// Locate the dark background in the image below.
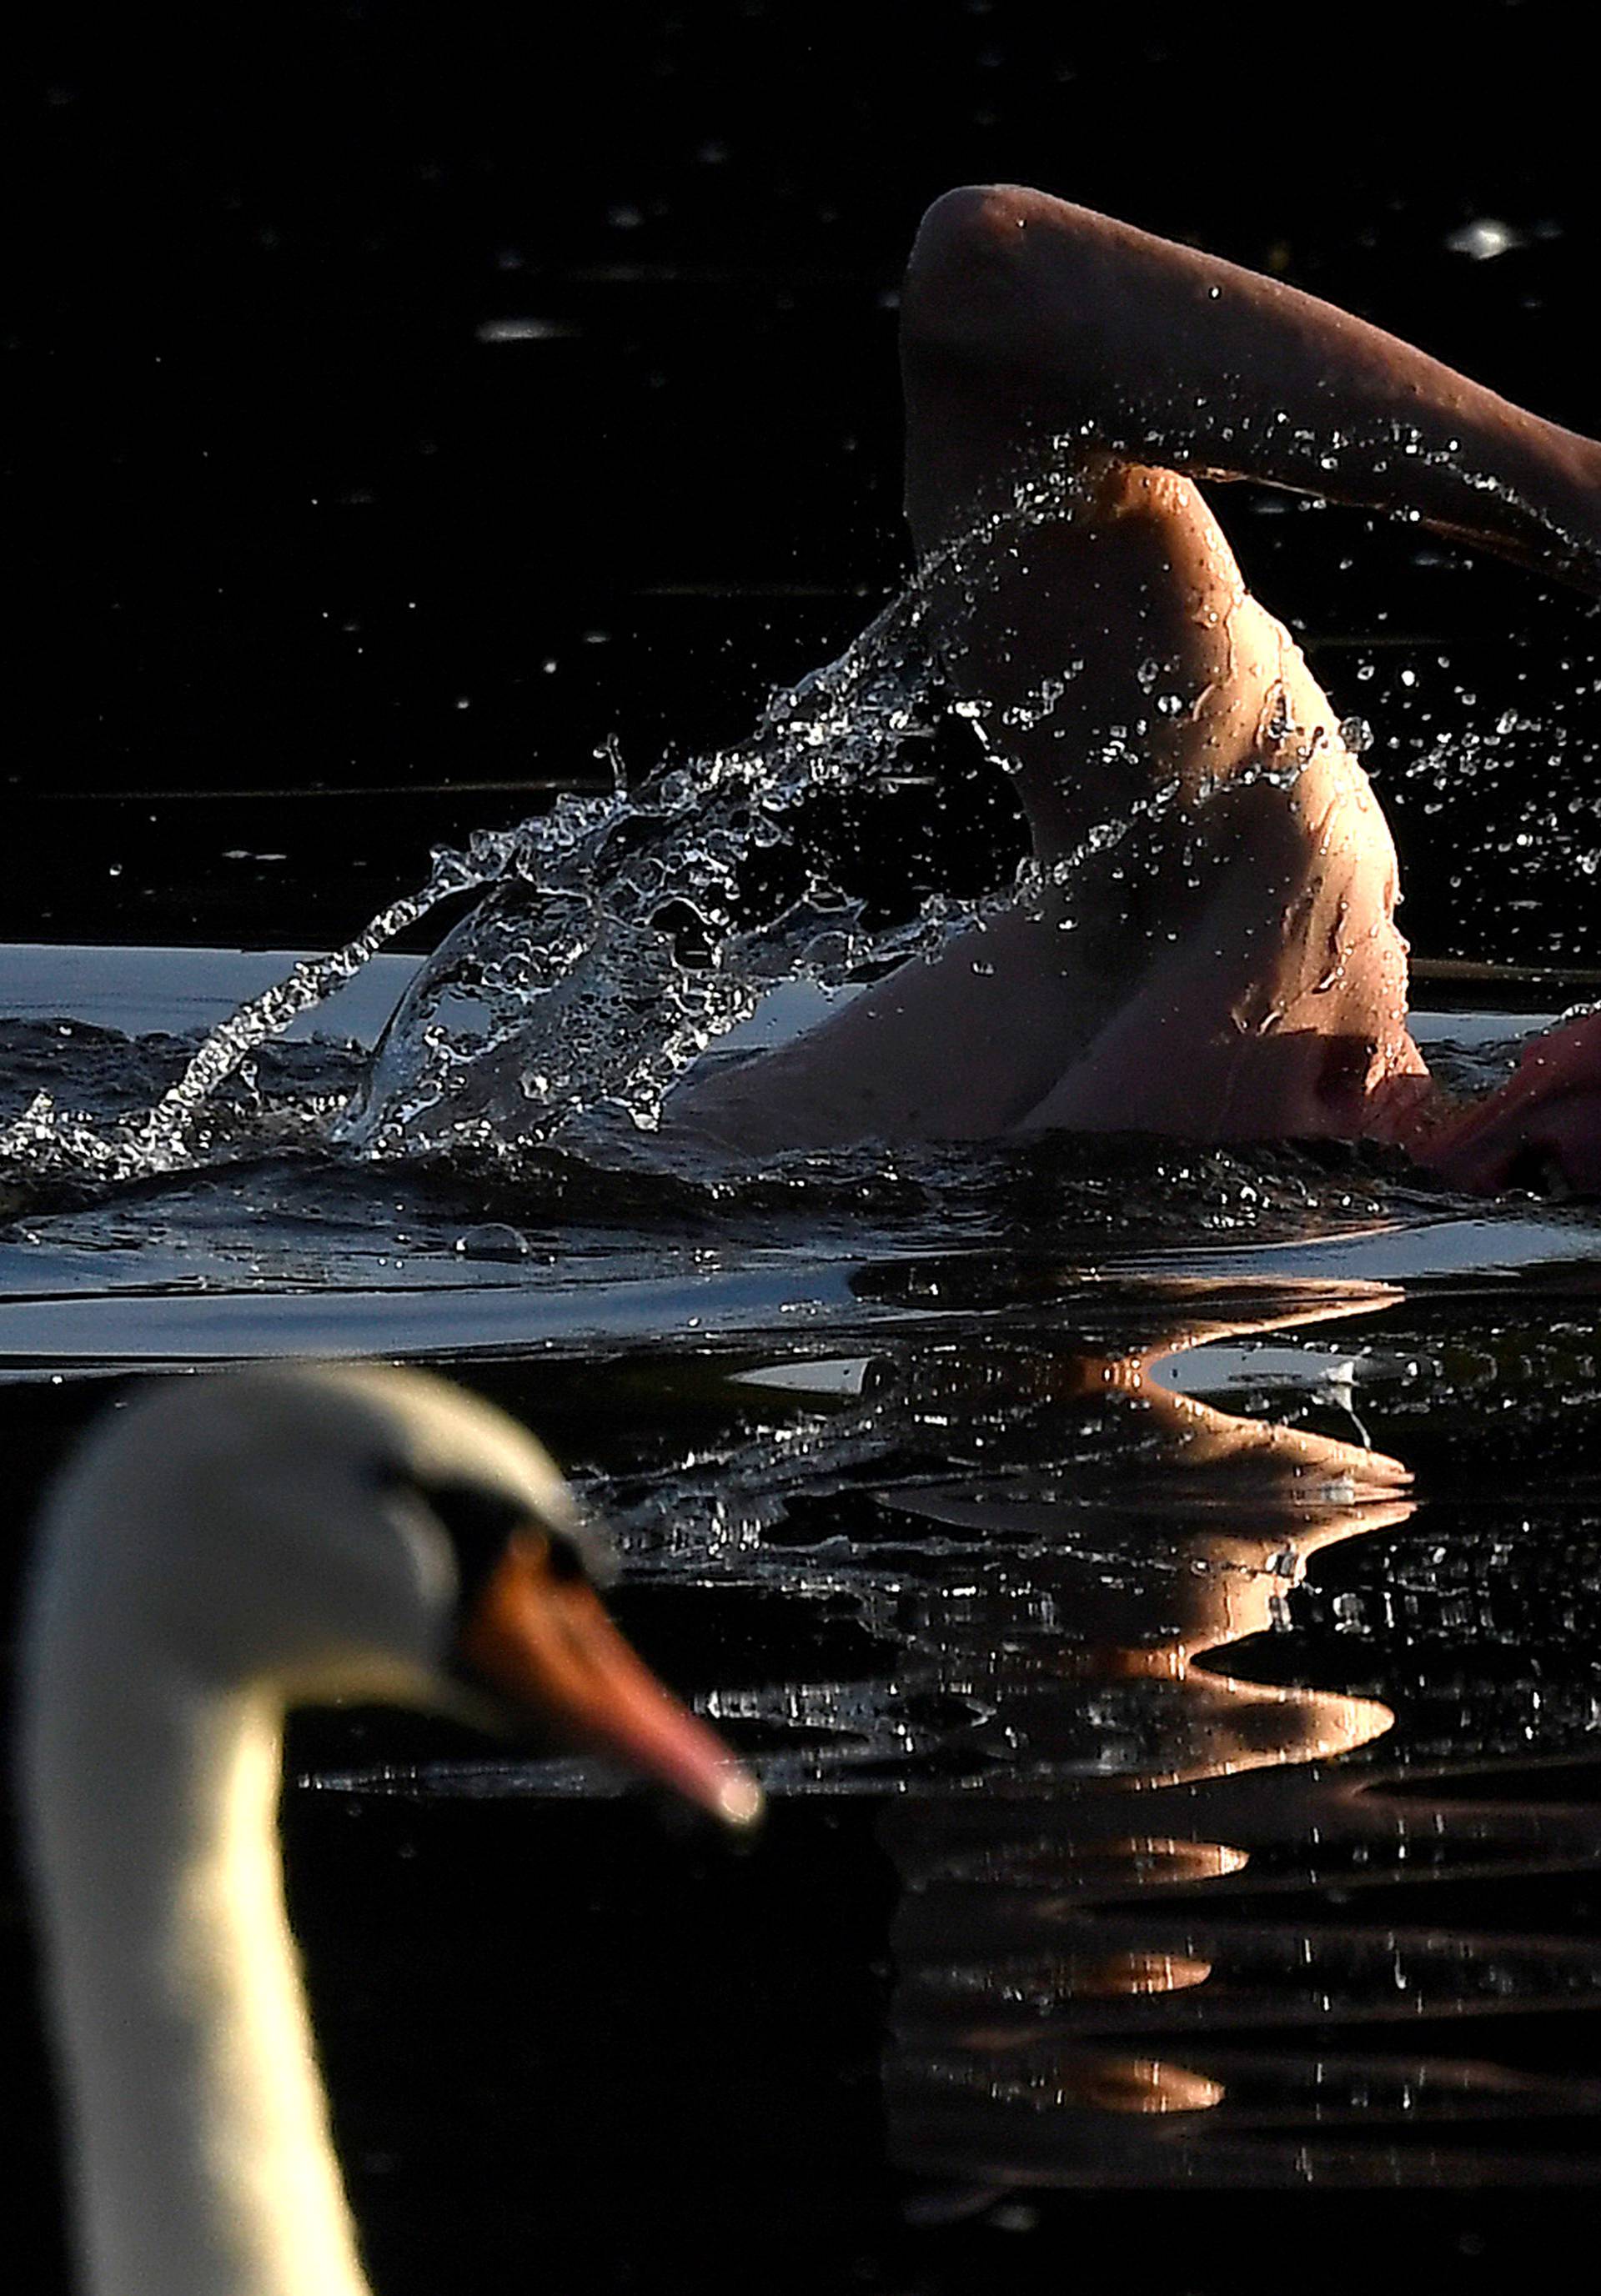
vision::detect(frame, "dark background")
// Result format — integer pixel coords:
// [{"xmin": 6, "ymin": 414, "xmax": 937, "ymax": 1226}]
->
[
  {"xmin": 8, "ymin": 0, "xmax": 1601, "ymax": 960},
  {"xmin": 8, "ymin": 13, "xmax": 1601, "ymax": 2286}
]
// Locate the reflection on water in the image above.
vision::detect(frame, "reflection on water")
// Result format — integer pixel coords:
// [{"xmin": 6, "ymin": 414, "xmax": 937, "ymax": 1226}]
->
[
  {"xmin": 862, "ymin": 1304, "xmax": 1601, "ymax": 2187},
  {"xmin": 299, "ymin": 1271, "xmax": 1601, "ymax": 2189},
  {"xmin": 6, "ymin": 994, "xmax": 1601, "ymax": 2213},
  {"xmin": 867, "ymin": 1299, "xmax": 1400, "ymax": 2180}
]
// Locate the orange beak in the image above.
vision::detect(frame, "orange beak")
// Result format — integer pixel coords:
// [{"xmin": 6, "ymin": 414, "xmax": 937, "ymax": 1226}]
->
[{"xmin": 458, "ymin": 1534, "xmax": 761, "ymax": 1831}]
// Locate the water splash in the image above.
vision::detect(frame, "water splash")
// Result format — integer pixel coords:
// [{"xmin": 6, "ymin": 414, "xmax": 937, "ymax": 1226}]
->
[
  {"xmin": 0, "ymin": 457, "xmax": 1105, "ymax": 1185},
  {"xmin": 8, "ymin": 406, "xmax": 1573, "ymax": 1188},
  {"xmin": 343, "ymin": 583, "xmax": 956, "ymax": 1154},
  {"xmin": 0, "ymin": 826, "xmax": 532, "ymax": 1181}
]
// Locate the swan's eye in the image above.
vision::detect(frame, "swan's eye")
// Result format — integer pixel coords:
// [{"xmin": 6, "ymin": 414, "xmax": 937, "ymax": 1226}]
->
[
  {"xmin": 370, "ymin": 1466, "xmax": 593, "ymax": 1607},
  {"xmin": 414, "ymin": 1477, "xmax": 529, "ymax": 1604},
  {"xmin": 540, "ymin": 1533, "xmax": 587, "ymax": 1585}
]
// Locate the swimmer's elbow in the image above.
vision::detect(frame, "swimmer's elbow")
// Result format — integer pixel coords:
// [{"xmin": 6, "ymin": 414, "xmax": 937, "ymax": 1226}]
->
[
  {"xmin": 903, "ymin": 188, "xmax": 1035, "ymax": 344},
  {"xmin": 901, "ymin": 185, "xmax": 1098, "ymax": 362}
]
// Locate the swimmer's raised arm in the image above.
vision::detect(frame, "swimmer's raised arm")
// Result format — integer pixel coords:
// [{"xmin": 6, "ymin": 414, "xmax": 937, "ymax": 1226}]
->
[
  {"xmin": 901, "ymin": 186, "xmax": 1601, "ymax": 590},
  {"xmin": 669, "ymin": 191, "xmax": 1601, "ymax": 1179}
]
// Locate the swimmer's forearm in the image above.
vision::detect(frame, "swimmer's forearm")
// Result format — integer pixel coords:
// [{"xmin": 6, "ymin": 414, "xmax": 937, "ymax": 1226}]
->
[{"xmin": 901, "ymin": 188, "xmax": 1601, "ymax": 590}]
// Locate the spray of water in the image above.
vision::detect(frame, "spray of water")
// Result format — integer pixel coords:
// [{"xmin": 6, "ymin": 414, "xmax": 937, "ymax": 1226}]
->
[
  {"xmin": 3, "ymin": 413, "xmax": 1579, "ymax": 1186},
  {"xmin": 1, "ymin": 577, "xmax": 956, "ymax": 1179},
  {"xmin": 0, "ymin": 456, "xmax": 1096, "ymax": 1181}
]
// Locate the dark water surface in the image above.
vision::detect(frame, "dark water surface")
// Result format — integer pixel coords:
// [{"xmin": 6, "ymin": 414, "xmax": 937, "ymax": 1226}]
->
[
  {"xmin": 6, "ymin": 968, "xmax": 1601, "ymax": 2292},
  {"xmin": 10, "ymin": 6, "xmax": 1601, "ymax": 2289}
]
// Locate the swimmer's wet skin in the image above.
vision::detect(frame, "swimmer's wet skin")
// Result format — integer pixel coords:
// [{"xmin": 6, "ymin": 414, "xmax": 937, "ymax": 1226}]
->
[{"xmin": 664, "ymin": 187, "xmax": 1601, "ymax": 1193}]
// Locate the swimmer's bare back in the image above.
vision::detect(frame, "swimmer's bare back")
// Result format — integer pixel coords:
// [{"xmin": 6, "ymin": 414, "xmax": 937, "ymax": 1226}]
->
[{"xmin": 665, "ymin": 188, "xmax": 1601, "ymax": 1186}]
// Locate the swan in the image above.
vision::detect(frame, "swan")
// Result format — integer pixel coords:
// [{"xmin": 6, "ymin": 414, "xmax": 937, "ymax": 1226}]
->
[{"xmin": 20, "ymin": 1361, "xmax": 760, "ymax": 2296}]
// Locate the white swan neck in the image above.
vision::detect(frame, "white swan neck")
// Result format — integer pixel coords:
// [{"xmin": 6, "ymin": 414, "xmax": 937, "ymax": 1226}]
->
[{"xmin": 27, "ymin": 1670, "xmax": 373, "ymax": 2296}]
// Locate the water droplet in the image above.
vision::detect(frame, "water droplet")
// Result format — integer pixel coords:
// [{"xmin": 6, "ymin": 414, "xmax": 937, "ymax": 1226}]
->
[{"xmin": 1445, "ymin": 217, "xmax": 1524, "ymax": 260}]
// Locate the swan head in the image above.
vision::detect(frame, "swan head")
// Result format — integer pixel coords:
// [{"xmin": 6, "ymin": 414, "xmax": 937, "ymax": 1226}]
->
[{"xmin": 30, "ymin": 1361, "xmax": 760, "ymax": 1828}]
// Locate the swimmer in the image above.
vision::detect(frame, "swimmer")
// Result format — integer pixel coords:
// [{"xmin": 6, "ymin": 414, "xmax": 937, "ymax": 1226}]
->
[{"xmin": 666, "ymin": 188, "xmax": 1601, "ymax": 1191}]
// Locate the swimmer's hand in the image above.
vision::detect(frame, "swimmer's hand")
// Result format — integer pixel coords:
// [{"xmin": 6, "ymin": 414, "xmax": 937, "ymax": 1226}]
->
[{"xmin": 1405, "ymin": 1011, "xmax": 1601, "ymax": 1196}]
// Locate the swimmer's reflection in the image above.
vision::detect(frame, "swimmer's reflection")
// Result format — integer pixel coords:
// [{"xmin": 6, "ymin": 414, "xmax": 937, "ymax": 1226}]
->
[
  {"xmin": 864, "ymin": 1288, "xmax": 1415, "ymax": 2180},
  {"xmin": 620, "ymin": 1283, "xmax": 1601, "ymax": 2183}
]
